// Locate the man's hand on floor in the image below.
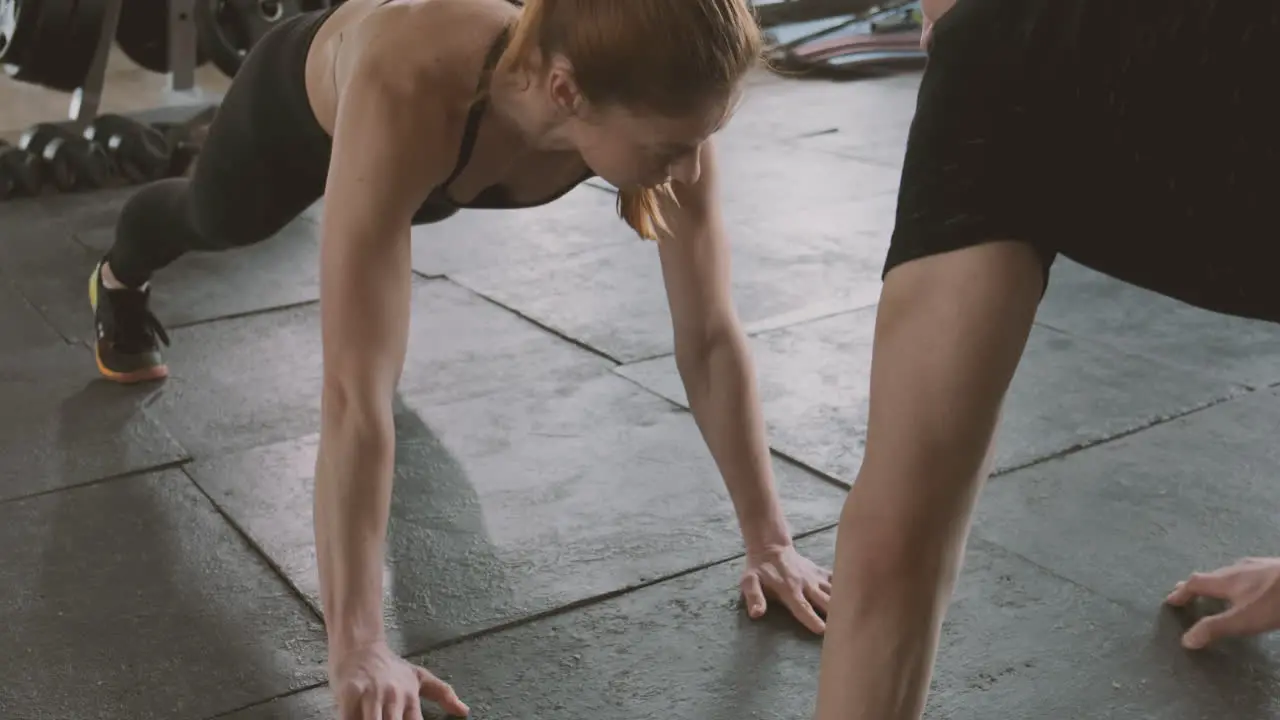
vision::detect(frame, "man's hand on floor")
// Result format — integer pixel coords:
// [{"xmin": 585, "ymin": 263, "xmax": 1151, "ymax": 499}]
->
[{"xmin": 1167, "ymin": 557, "xmax": 1280, "ymax": 649}]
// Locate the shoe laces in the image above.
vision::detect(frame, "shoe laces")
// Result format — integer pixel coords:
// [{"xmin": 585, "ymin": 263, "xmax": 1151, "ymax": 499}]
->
[{"xmin": 108, "ymin": 289, "xmax": 171, "ymax": 354}]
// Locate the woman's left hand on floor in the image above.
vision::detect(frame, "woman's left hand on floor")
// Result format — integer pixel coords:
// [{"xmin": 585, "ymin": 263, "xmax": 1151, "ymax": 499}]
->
[{"xmin": 740, "ymin": 544, "xmax": 833, "ymax": 634}]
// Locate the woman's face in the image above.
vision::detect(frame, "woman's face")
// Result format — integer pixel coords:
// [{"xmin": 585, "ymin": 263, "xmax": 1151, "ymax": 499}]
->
[{"xmin": 568, "ymin": 94, "xmax": 732, "ymax": 190}]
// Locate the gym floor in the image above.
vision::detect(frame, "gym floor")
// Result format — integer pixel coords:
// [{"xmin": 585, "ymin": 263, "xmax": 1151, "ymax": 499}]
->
[{"xmin": 3, "ymin": 53, "xmax": 1280, "ymax": 720}]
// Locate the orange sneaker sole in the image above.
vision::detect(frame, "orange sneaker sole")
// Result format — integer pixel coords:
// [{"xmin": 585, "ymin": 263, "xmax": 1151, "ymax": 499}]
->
[{"xmin": 94, "ymin": 344, "xmax": 169, "ymax": 384}]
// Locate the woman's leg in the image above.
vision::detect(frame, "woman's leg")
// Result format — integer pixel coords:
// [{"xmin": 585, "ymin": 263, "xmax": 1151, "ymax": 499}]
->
[{"xmin": 90, "ymin": 12, "xmax": 333, "ymax": 383}]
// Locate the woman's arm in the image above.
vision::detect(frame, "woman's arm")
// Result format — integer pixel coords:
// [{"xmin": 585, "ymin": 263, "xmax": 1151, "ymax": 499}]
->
[
  {"xmin": 656, "ymin": 141, "xmax": 786, "ymax": 548},
  {"xmin": 655, "ymin": 140, "xmax": 829, "ymax": 631},
  {"xmin": 313, "ymin": 31, "xmax": 457, "ymax": 673},
  {"xmin": 813, "ymin": 240, "xmax": 1044, "ymax": 720}
]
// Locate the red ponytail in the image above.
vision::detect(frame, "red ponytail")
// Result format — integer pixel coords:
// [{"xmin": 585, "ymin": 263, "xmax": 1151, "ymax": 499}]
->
[{"xmin": 617, "ymin": 184, "xmax": 675, "ymax": 241}]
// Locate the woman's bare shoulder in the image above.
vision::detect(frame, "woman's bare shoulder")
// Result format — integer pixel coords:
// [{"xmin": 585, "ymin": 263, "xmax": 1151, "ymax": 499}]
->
[
  {"xmin": 321, "ymin": 0, "xmax": 517, "ymax": 182},
  {"xmin": 343, "ymin": 0, "xmax": 516, "ymax": 96}
]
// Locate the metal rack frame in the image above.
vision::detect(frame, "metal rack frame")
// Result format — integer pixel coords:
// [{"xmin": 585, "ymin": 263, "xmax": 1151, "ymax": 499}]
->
[{"xmin": 68, "ymin": 0, "xmax": 207, "ymax": 131}]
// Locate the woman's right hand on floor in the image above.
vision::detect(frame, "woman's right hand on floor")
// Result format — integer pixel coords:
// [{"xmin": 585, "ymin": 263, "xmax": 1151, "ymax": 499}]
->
[
  {"xmin": 330, "ymin": 641, "xmax": 469, "ymax": 719},
  {"xmin": 1167, "ymin": 557, "xmax": 1280, "ymax": 650}
]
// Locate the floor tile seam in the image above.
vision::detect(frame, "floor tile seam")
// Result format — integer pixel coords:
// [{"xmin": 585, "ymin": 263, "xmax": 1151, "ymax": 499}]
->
[
  {"xmin": 58, "ymin": 239, "xmax": 638, "ymax": 338},
  {"xmin": 440, "ymin": 277, "xmax": 624, "ymax": 366},
  {"xmin": 141, "ymin": 260, "xmax": 655, "ymax": 333},
  {"xmin": 967, "ymin": 530, "xmax": 1185, "ymax": 621},
  {"xmin": 165, "ymin": 299, "xmax": 322, "ymax": 332},
  {"xmin": 784, "ymin": 137, "xmax": 908, "ymax": 171},
  {"xmin": 743, "ymin": 301, "xmax": 881, "ymax": 340},
  {"xmin": 769, "ymin": 447, "xmax": 854, "ymax": 491},
  {"xmin": 172, "ymin": 362, "xmax": 632, "ymax": 462},
  {"xmin": 606, "ymin": 311, "xmax": 1267, "ymax": 376},
  {"xmin": 612, "ymin": 303, "xmax": 883, "ymax": 370},
  {"xmin": 409, "ymin": 235, "xmax": 637, "ymax": 282},
  {"xmin": 398, "ymin": 522, "xmax": 841, "ymax": 660},
  {"xmin": 988, "ymin": 389, "xmax": 1256, "ymax": 482},
  {"xmin": 9, "ymin": 282, "xmax": 85, "ymax": 347},
  {"xmin": 607, "ymin": 367, "xmax": 854, "ymax": 491},
  {"xmin": 178, "ymin": 464, "xmax": 328, "ymax": 624},
  {"xmin": 766, "ymin": 125, "xmax": 902, "ymax": 154},
  {"xmin": 0, "ymin": 457, "xmax": 191, "ymax": 507},
  {"xmin": 775, "ymin": 122, "xmax": 908, "ymax": 161},
  {"xmin": 795, "ymin": 126, "xmax": 841, "ymax": 139},
  {"xmin": 1030, "ymin": 320, "xmax": 1269, "ymax": 392},
  {"xmin": 741, "ymin": 298, "xmax": 884, "ymax": 339},
  {"xmin": 202, "ymin": 680, "xmax": 328, "ymax": 720}
]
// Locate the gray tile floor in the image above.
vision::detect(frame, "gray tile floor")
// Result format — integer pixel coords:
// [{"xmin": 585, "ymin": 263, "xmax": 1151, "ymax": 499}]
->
[{"xmin": 4, "ymin": 68, "xmax": 1280, "ymax": 720}]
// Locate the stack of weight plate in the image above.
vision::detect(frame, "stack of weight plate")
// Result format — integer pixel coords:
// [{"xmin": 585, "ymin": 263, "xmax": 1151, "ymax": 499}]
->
[
  {"xmin": 0, "ymin": 0, "xmax": 344, "ymax": 91},
  {"xmin": 0, "ymin": 0, "xmax": 109, "ymax": 92},
  {"xmin": 0, "ymin": 113, "xmax": 206, "ymax": 202}
]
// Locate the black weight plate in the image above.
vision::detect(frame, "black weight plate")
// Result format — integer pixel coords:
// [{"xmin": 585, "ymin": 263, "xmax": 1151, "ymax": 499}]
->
[
  {"xmin": 195, "ymin": 0, "xmax": 305, "ymax": 77},
  {"xmin": 1, "ymin": 146, "xmax": 44, "ymax": 194},
  {"xmin": 0, "ymin": 139, "xmax": 43, "ymax": 197},
  {"xmin": 0, "ymin": 0, "xmax": 36, "ymax": 66},
  {"xmin": 51, "ymin": 0, "xmax": 108, "ymax": 91},
  {"xmin": 1, "ymin": 0, "xmax": 45, "ymax": 75},
  {"xmin": 7, "ymin": 0, "xmax": 107, "ymax": 92},
  {"xmin": 6, "ymin": 0, "xmax": 74, "ymax": 86},
  {"xmin": 115, "ymin": 0, "xmax": 208, "ymax": 73}
]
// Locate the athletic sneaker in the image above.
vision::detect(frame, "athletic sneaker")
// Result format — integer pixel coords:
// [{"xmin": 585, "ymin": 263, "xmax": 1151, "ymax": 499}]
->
[{"xmin": 88, "ymin": 261, "xmax": 170, "ymax": 383}]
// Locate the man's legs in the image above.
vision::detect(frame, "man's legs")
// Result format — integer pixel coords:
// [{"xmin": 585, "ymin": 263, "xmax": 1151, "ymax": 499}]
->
[
  {"xmin": 810, "ymin": 0, "xmax": 1071, "ymax": 713},
  {"xmin": 812, "ymin": 242, "xmax": 1044, "ymax": 720},
  {"xmin": 812, "ymin": 0, "xmax": 1280, "ymax": 713}
]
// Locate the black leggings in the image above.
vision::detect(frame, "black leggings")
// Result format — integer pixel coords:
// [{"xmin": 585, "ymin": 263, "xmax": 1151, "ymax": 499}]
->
[{"xmin": 106, "ymin": 9, "xmax": 337, "ymax": 288}]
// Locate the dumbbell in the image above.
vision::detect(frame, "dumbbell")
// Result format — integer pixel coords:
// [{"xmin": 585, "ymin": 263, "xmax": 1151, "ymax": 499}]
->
[
  {"xmin": 18, "ymin": 123, "xmax": 111, "ymax": 193},
  {"xmin": 83, "ymin": 114, "xmax": 173, "ymax": 185},
  {"xmin": 0, "ymin": 139, "xmax": 43, "ymax": 200}
]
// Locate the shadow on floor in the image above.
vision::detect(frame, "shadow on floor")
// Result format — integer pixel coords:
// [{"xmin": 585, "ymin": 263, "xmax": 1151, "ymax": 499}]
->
[
  {"xmin": 386, "ymin": 393, "xmax": 513, "ymax": 655},
  {"xmin": 28, "ymin": 382, "xmax": 292, "ymax": 715}
]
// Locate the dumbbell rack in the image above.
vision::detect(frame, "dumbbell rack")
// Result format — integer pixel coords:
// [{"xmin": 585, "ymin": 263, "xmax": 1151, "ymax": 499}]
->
[{"xmin": 64, "ymin": 0, "xmax": 211, "ymax": 134}]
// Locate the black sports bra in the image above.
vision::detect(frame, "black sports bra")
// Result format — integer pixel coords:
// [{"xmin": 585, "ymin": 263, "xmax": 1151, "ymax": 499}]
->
[{"xmin": 380, "ymin": 0, "xmax": 595, "ymax": 210}]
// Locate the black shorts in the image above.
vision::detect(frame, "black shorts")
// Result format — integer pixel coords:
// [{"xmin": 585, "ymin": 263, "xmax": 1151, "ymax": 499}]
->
[{"xmin": 886, "ymin": 0, "xmax": 1280, "ymax": 322}]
